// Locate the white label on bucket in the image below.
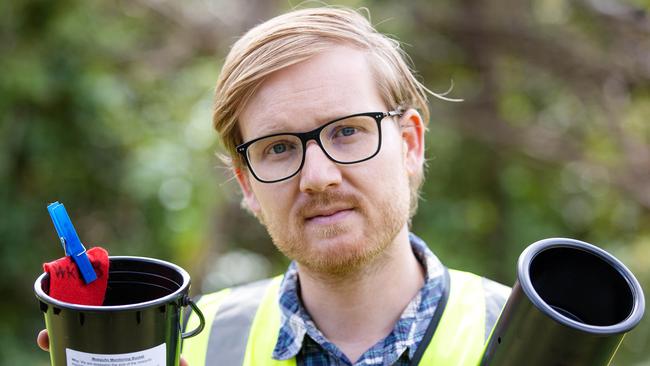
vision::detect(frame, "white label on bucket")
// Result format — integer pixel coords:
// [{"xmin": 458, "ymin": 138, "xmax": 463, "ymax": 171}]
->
[{"xmin": 65, "ymin": 343, "xmax": 166, "ymax": 366}]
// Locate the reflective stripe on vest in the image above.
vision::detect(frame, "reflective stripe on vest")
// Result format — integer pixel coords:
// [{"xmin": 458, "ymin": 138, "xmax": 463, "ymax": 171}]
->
[
  {"xmin": 182, "ymin": 288, "xmax": 232, "ymax": 366},
  {"xmin": 182, "ymin": 270, "xmax": 509, "ymax": 366},
  {"xmin": 419, "ymin": 271, "xmax": 485, "ymax": 365}
]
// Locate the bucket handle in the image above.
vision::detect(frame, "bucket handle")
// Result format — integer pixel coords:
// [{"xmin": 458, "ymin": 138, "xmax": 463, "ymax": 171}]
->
[{"xmin": 181, "ymin": 296, "xmax": 205, "ymax": 339}]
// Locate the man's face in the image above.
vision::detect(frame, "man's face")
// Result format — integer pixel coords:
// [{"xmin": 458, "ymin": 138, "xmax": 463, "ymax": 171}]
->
[{"xmin": 235, "ymin": 45, "xmax": 424, "ymax": 275}]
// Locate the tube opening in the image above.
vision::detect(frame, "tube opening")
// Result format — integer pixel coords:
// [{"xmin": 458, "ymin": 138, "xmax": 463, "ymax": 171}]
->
[
  {"xmin": 103, "ymin": 258, "xmax": 184, "ymax": 306},
  {"xmin": 529, "ymin": 247, "xmax": 634, "ymax": 326},
  {"xmin": 40, "ymin": 257, "xmax": 186, "ymax": 306}
]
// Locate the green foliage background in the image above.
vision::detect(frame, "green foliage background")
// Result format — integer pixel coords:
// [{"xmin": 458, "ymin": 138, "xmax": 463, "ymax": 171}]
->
[{"xmin": 1, "ymin": 0, "xmax": 649, "ymax": 364}]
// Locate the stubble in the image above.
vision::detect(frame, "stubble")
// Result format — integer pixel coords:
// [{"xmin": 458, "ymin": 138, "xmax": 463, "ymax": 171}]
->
[{"xmin": 259, "ymin": 186, "xmax": 410, "ymax": 278}]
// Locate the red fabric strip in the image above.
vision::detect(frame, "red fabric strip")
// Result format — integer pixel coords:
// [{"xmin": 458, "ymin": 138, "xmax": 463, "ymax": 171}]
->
[{"xmin": 43, "ymin": 247, "xmax": 109, "ymax": 306}]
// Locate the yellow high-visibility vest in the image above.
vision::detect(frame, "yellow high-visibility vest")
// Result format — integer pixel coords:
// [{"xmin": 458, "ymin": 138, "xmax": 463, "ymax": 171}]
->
[{"xmin": 183, "ymin": 269, "xmax": 509, "ymax": 366}]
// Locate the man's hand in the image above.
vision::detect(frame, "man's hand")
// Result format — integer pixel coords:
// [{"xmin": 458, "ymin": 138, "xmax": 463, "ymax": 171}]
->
[
  {"xmin": 37, "ymin": 329, "xmax": 49, "ymax": 351},
  {"xmin": 37, "ymin": 330, "xmax": 189, "ymax": 366}
]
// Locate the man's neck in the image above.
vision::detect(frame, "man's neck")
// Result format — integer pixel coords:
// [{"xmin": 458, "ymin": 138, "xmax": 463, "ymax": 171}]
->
[{"xmin": 296, "ymin": 227, "xmax": 425, "ymax": 363}]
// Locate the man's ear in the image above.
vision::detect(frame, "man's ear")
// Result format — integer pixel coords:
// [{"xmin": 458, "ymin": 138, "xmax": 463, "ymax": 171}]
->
[
  {"xmin": 234, "ymin": 167, "xmax": 262, "ymax": 216},
  {"xmin": 399, "ymin": 109, "xmax": 425, "ymax": 177}
]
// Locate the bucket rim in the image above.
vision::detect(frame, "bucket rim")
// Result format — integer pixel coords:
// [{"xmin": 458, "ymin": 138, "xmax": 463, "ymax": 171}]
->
[
  {"xmin": 34, "ymin": 256, "xmax": 191, "ymax": 312},
  {"xmin": 517, "ymin": 237, "xmax": 645, "ymax": 334}
]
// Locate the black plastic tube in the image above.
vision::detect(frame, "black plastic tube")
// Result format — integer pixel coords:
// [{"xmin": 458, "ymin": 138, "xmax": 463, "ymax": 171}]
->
[
  {"xmin": 481, "ymin": 238, "xmax": 645, "ymax": 366},
  {"xmin": 35, "ymin": 256, "xmax": 204, "ymax": 366}
]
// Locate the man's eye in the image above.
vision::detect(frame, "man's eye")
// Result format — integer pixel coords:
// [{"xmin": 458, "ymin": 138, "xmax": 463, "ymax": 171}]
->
[
  {"xmin": 273, "ymin": 143, "xmax": 287, "ymax": 154},
  {"xmin": 335, "ymin": 126, "xmax": 357, "ymax": 137},
  {"xmin": 266, "ymin": 142, "xmax": 293, "ymax": 155}
]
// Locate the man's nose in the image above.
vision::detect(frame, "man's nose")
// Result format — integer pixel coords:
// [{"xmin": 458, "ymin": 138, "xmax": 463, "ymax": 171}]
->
[{"xmin": 299, "ymin": 141, "xmax": 342, "ymax": 193}]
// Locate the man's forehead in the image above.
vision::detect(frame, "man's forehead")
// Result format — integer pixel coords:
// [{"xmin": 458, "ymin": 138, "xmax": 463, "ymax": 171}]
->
[{"xmin": 238, "ymin": 46, "xmax": 385, "ymax": 139}]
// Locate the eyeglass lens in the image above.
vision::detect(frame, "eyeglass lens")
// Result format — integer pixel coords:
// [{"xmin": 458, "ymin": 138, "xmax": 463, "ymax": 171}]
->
[{"xmin": 246, "ymin": 115, "xmax": 380, "ymax": 182}]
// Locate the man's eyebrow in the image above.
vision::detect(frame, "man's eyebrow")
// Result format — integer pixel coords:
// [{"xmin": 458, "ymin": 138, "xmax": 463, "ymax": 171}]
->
[
  {"xmin": 252, "ymin": 119, "xmax": 295, "ymax": 138},
  {"xmin": 251, "ymin": 111, "xmax": 353, "ymax": 138}
]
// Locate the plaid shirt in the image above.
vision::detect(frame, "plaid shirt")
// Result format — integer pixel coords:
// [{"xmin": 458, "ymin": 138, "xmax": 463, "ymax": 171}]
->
[{"xmin": 272, "ymin": 233, "xmax": 446, "ymax": 366}]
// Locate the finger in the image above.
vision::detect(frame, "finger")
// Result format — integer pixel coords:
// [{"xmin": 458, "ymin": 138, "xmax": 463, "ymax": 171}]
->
[
  {"xmin": 37, "ymin": 329, "xmax": 49, "ymax": 351},
  {"xmin": 180, "ymin": 357, "xmax": 188, "ymax": 366}
]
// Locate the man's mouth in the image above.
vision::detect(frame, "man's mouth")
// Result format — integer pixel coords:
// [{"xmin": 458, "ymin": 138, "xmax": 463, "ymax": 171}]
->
[{"xmin": 305, "ymin": 208, "xmax": 354, "ymax": 225}]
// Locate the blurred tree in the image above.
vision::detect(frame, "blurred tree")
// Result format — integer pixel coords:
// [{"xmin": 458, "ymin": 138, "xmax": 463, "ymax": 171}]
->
[{"xmin": 1, "ymin": 0, "xmax": 648, "ymax": 364}]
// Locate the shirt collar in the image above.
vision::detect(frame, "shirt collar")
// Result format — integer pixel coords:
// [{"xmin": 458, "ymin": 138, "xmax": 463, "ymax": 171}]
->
[{"xmin": 272, "ymin": 233, "xmax": 445, "ymax": 361}]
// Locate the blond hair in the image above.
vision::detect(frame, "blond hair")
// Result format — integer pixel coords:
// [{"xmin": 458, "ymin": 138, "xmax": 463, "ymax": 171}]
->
[{"xmin": 213, "ymin": 6, "xmax": 442, "ymax": 218}]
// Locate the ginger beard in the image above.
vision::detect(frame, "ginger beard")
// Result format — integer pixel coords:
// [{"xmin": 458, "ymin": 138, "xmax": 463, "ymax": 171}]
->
[{"xmin": 256, "ymin": 172, "xmax": 412, "ymax": 277}]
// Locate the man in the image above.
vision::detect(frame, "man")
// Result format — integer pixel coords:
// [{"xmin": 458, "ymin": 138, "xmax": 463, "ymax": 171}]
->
[
  {"xmin": 39, "ymin": 6, "xmax": 509, "ymax": 366},
  {"xmin": 182, "ymin": 6, "xmax": 510, "ymax": 366}
]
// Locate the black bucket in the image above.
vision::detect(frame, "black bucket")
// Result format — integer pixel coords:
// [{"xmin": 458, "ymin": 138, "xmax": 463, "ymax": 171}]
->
[
  {"xmin": 481, "ymin": 238, "xmax": 645, "ymax": 366},
  {"xmin": 34, "ymin": 256, "xmax": 205, "ymax": 366}
]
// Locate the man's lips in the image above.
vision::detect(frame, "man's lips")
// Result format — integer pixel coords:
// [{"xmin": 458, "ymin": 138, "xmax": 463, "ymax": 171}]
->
[{"xmin": 304, "ymin": 208, "xmax": 355, "ymax": 224}]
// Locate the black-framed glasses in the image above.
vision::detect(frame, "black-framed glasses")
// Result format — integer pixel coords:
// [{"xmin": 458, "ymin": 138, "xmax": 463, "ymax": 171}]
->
[{"xmin": 236, "ymin": 110, "xmax": 403, "ymax": 183}]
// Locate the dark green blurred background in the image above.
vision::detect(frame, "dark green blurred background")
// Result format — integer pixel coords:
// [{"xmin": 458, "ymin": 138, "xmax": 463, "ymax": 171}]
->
[{"xmin": 2, "ymin": 0, "xmax": 649, "ymax": 364}]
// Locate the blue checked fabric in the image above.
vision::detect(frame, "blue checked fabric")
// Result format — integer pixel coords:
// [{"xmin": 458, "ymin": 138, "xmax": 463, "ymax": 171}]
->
[{"xmin": 272, "ymin": 233, "xmax": 446, "ymax": 366}]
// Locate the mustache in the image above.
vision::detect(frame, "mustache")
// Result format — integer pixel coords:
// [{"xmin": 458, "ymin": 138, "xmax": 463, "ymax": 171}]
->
[{"xmin": 296, "ymin": 191, "xmax": 362, "ymax": 218}]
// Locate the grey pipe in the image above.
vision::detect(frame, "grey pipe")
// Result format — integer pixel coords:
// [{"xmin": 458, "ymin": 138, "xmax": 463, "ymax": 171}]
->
[{"xmin": 481, "ymin": 238, "xmax": 645, "ymax": 366}]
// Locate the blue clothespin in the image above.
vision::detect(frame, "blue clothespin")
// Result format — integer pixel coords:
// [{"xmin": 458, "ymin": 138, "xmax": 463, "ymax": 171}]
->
[{"xmin": 47, "ymin": 202, "xmax": 97, "ymax": 284}]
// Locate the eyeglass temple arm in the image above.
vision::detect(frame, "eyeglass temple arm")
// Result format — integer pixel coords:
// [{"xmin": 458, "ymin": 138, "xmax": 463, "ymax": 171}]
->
[{"xmin": 388, "ymin": 107, "xmax": 405, "ymax": 117}]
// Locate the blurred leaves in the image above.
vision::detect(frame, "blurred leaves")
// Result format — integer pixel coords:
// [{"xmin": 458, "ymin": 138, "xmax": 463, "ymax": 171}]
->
[{"xmin": 1, "ymin": 0, "xmax": 649, "ymax": 364}]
